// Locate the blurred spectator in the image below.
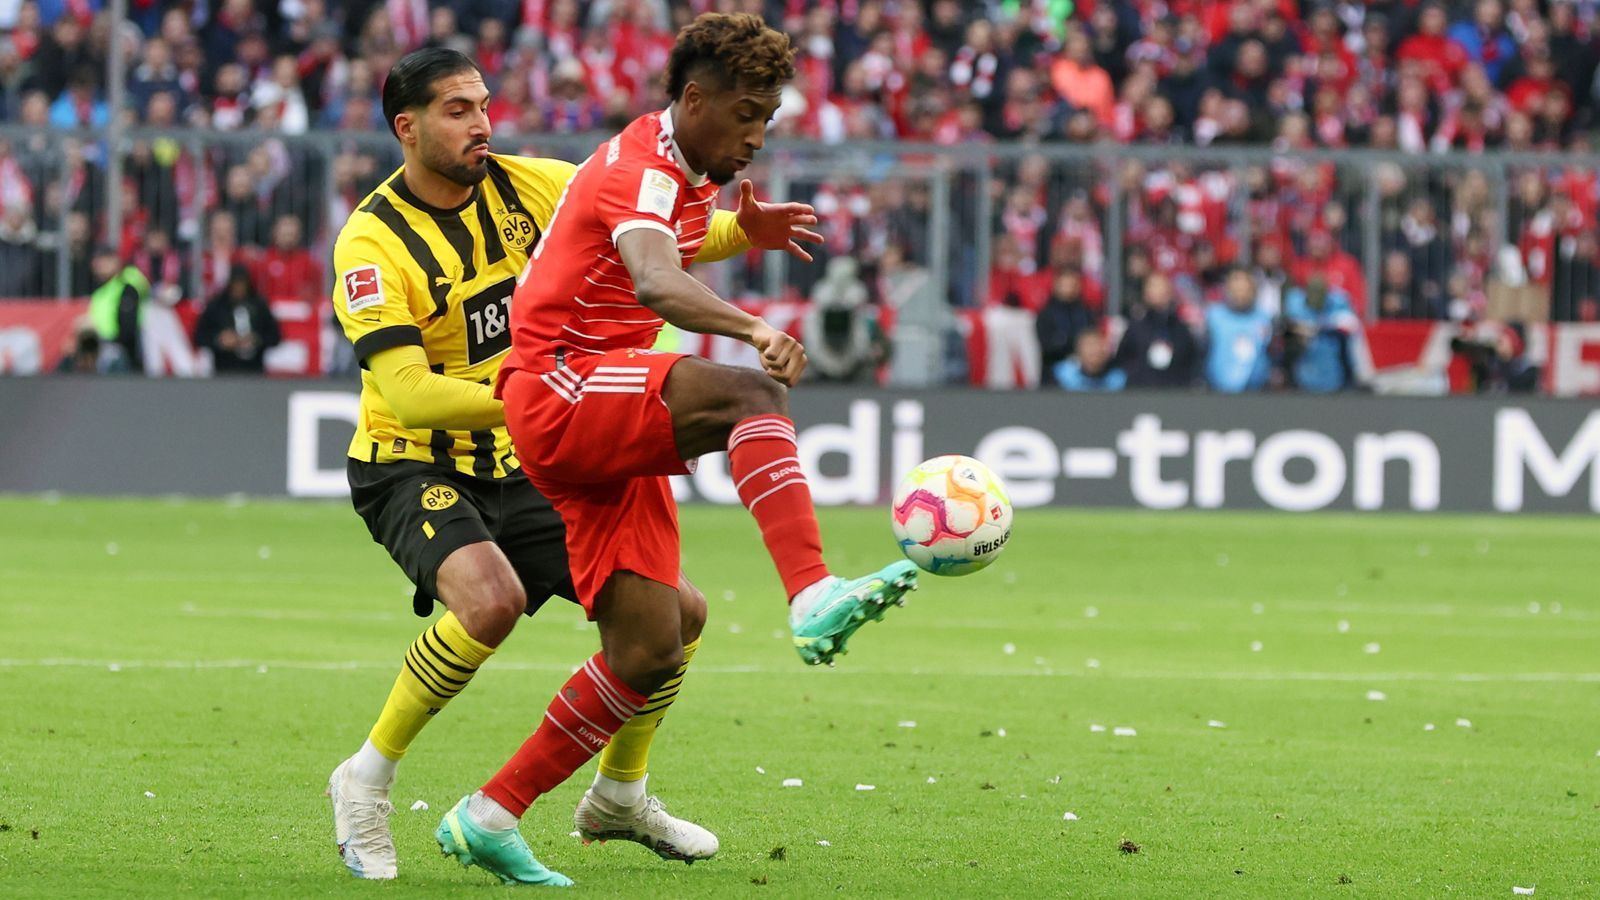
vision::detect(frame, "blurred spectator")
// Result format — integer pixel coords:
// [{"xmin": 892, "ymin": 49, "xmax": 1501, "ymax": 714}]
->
[
  {"xmin": 55, "ymin": 319, "xmax": 108, "ymax": 374},
  {"xmin": 1203, "ymin": 269, "xmax": 1274, "ymax": 393},
  {"xmin": 193, "ymin": 263, "xmax": 280, "ymax": 374},
  {"xmin": 1114, "ymin": 273, "xmax": 1198, "ymax": 388},
  {"xmin": 1454, "ymin": 323, "xmax": 1540, "ymax": 393},
  {"xmin": 1034, "ymin": 268, "xmax": 1097, "ymax": 376},
  {"xmin": 1291, "ymin": 228, "xmax": 1367, "ymax": 319},
  {"xmin": 803, "ymin": 256, "xmax": 885, "ymax": 383},
  {"xmin": 48, "ymin": 65, "xmax": 107, "ymax": 128},
  {"xmin": 0, "ymin": 202, "xmax": 42, "ymax": 296},
  {"xmin": 254, "ymin": 214, "xmax": 320, "ymax": 305},
  {"xmin": 1284, "ymin": 276, "xmax": 1361, "ymax": 394},
  {"xmin": 1053, "ymin": 330, "xmax": 1125, "ymax": 392},
  {"xmin": 87, "ymin": 245, "xmax": 148, "ymax": 373}
]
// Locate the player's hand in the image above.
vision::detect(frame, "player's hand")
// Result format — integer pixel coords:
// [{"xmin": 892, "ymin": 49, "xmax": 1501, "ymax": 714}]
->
[
  {"xmin": 750, "ymin": 319, "xmax": 807, "ymax": 386},
  {"xmin": 734, "ymin": 179, "xmax": 824, "ymax": 263}
]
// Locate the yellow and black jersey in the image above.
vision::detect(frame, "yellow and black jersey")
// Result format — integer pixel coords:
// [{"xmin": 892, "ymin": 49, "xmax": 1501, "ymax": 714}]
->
[{"xmin": 332, "ymin": 152, "xmax": 750, "ymax": 480}]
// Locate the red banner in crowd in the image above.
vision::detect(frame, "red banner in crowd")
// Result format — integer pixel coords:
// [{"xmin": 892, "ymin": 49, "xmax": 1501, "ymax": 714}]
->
[{"xmin": 0, "ymin": 300, "xmax": 89, "ymax": 374}]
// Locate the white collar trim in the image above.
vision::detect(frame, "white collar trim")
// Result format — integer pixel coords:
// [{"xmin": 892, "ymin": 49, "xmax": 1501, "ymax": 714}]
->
[{"xmin": 659, "ymin": 107, "xmax": 707, "ymax": 187}]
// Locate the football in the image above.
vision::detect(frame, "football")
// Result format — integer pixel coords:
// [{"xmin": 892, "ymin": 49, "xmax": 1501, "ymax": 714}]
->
[{"xmin": 890, "ymin": 455, "xmax": 1014, "ymax": 576}]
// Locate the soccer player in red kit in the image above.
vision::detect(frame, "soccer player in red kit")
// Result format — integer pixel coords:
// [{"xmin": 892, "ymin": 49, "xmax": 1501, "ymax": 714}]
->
[{"xmin": 432, "ymin": 13, "xmax": 919, "ymax": 886}]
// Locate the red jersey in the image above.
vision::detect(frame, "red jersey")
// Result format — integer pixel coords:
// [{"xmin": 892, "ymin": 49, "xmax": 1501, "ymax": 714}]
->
[{"xmin": 503, "ymin": 110, "xmax": 719, "ymax": 374}]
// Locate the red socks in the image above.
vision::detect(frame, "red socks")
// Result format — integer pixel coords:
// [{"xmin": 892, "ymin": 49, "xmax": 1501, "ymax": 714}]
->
[
  {"xmin": 728, "ymin": 415, "xmax": 830, "ymax": 599},
  {"xmin": 481, "ymin": 653, "xmax": 646, "ymax": 816}
]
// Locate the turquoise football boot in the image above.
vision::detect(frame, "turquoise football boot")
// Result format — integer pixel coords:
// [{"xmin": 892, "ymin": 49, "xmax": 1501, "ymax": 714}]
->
[
  {"xmin": 790, "ymin": 560, "xmax": 919, "ymax": 666},
  {"xmin": 436, "ymin": 796, "xmax": 574, "ymax": 887}
]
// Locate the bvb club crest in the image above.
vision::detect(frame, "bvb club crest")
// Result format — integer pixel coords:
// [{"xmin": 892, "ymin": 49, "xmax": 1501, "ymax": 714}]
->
[{"xmin": 497, "ymin": 212, "xmax": 536, "ymax": 250}]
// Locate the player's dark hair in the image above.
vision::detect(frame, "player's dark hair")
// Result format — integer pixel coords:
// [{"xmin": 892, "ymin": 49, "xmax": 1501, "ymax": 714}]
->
[
  {"xmin": 665, "ymin": 13, "xmax": 795, "ymax": 100},
  {"xmin": 382, "ymin": 47, "xmax": 483, "ymax": 138}
]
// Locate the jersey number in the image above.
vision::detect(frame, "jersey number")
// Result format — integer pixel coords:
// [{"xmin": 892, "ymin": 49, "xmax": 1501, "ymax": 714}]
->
[{"xmin": 463, "ymin": 277, "xmax": 515, "ymax": 365}]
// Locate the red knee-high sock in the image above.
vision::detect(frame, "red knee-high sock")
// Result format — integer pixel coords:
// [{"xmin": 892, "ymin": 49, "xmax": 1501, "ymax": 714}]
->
[
  {"xmin": 481, "ymin": 653, "xmax": 646, "ymax": 816},
  {"xmin": 728, "ymin": 415, "xmax": 831, "ymax": 599}
]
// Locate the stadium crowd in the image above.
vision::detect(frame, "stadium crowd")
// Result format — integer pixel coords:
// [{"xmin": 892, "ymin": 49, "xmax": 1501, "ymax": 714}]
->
[{"xmin": 0, "ymin": 0, "xmax": 1596, "ymax": 390}]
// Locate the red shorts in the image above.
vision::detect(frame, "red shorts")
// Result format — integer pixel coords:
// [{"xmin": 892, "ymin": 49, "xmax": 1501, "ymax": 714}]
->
[{"xmin": 499, "ymin": 350, "xmax": 691, "ymax": 614}]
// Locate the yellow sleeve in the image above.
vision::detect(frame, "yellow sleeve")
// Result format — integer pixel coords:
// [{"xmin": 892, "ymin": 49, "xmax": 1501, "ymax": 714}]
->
[
  {"xmin": 331, "ymin": 228, "xmax": 425, "ymax": 360},
  {"xmin": 697, "ymin": 209, "xmax": 751, "ymax": 264},
  {"xmin": 367, "ymin": 345, "xmax": 504, "ymax": 432},
  {"xmin": 498, "ymin": 156, "xmax": 577, "ymax": 230}
]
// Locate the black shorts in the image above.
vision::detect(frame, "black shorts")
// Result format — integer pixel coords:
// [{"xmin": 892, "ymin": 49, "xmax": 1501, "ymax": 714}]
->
[{"xmin": 347, "ymin": 459, "xmax": 577, "ymax": 617}]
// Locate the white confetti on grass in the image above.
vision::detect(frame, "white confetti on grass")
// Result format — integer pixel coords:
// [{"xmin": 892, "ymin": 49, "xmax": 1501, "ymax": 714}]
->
[
  {"xmin": 1251, "ymin": 603, "xmax": 1265, "ymax": 615},
  {"xmin": 1089, "ymin": 724, "xmax": 1106, "ymax": 733},
  {"xmin": 1513, "ymin": 887, "xmax": 1535, "ymax": 896},
  {"xmin": 1424, "ymin": 723, "xmax": 1436, "ymax": 731},
  {"xmin": 105, "ymin": 542, "xmax": 119, "ymax": 556},
  {"xmin": 143, "ymin": 791, "xmax": 155, "ymax": 798},
  {"xmin": 1456, "ymin": 718, "xmax": 1473, "ymax": 728},
  {"xmin": 1047, "ymin": 775, "xmax": 1061, "ymax": 784},
  {"xmin": 721, "ymin": 590, "xmax": 736, "ymax": 602},
  {"xmin": 108, "ymin": 663, "xmax": 122, "ymax": 672},
  {"xmin": 1208, "ymin": 720, "xmax": 1227, "ymax": 729},
  {"xmin": 1061, "ymin": 811, "xmax": 1079, "ymax": 821},
  {"xmin": 1113, "ymin": 727, "xmax": 1137, "ymax": 737},
  {"xmin": 926, "ymin": 776, "xmax": 937, "ymax": 784},
  {"xmin": 996, "ymin": 728, "xmax": 1007, "ymax": 737},
  {"xmin": 1216, "ymin": 554, "xmax": 1229, "ymax": 567},
  {"xmin": 1002, "ymin": 643, "xmax": 1016, "ymax": 655},
  {"xmin": 756, "ymin": 766, "xmax": 766, "ymax": 774},
  {"xmin": 1364, "ymin": 643, "xmax": 1382, "ymax": 655},
  {"xmin": 410, "ymin": 800, "xmax": 429, "ymax": 811},
  {"xmin": 1084, "ymin": 606, "xmax": 1099, "ymax": 618},
  {"xmin": 1086, "ymin": 658, "xmax": 1101, "ymax": 669},
  {"xmin": 1366, "ymin": 690, "xmax": 1387, "ymax": 701},
  {"xmin": 568, "ymin": 830, "xmax": 581, "ymax": 838},
  {"xmin": 782, "ymin": 778, "xmax": 803, "ymax": 788},
  {"xmin": 898, "ymin": 720, "xmax": 917, "ymax": 728},
  {"xmin": 257, "ymin": 546, "xmax": 272, "ymax": 560},
  {"xmin": 854, "ymin": 784, "xmax": 875, "ymax": 792},
  {"xmin": 1337, "ymin": 619, "xmax": 1351, "ymax": 633},
  {"xmin": 1250, "ymin": 641, "xmax": 1263, "ymax": 653},
  {"xmin": 817, "ymin": 840, "xmax": 832, "ymax": 847},
  {"xmin": 1551, "ymin": 602, "xmax": 1563, "ymax": 614},
  {"xmin": 1528, "ymin": 601, "xmax": 1541, "ymax": 614}
]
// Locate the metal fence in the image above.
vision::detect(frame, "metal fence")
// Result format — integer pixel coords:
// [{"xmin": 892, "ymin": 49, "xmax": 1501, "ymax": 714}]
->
[{"xmin": 3, "ymin": 124, "xmax": 1597, "ymax": 374}]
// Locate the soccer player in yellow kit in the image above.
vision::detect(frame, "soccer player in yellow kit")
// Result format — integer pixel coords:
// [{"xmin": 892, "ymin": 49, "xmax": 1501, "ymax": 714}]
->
[{"xmin": 325, "ymin": 47, "xmax": 820, "ymax": 880}]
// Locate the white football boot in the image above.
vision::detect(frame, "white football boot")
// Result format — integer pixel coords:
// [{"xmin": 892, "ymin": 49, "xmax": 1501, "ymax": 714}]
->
[
  {"xmin": 573, "ymin": 789, "xmax": 719, "ymax": 863},
  {"xmin": 327, "ymin": 757, "xmax": 399, "ymax": 880}
]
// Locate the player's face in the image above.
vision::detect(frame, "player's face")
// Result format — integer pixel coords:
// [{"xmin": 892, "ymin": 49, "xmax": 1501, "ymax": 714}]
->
[
  {"xmin": 684, "ymin": 81, "xmax": 782, "ymax": 186},
  {"xmin": 414, "ymin": 72, "xmax": 492, "ymax": 187}
]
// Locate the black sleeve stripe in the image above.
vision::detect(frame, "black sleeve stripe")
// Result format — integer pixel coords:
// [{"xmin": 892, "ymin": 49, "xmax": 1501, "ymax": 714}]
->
[
  {"xmin": 362, "ymin": 193, "xmax": 451, "ymax": 320},
  {"xmin": 484, "ymin": 158, "xmax": 526, "ymax": 215},
  {"xmin": 475, "ymin": 193, "xmax": 507, "ymax": 265},
  {"xmin": 436, "ymin": 214, "xmax": 478, "ymax": 282},
  {"xmin": 352, "ymin": 325, "xmax": 424, "ymax": 361}
]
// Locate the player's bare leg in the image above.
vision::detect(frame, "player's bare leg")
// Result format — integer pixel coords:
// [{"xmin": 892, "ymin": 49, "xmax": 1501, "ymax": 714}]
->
[
  {"xmin": 331, "ymin": 542, "xmax": 523, "ymax": 880},
  {"xmin": 663, "ymin": 357, "xmax": 918, "ymax": 665},
  {"xmin": 577, "ymin": 574, "xmax": 719, "ymax": 862}
]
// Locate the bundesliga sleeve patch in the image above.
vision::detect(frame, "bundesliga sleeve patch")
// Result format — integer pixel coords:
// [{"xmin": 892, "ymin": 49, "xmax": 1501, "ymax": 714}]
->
[
  {"xmin": 636, "ymin": 169, "xmax": 679, "ymax": 220},
  {"xmin": 342, "ymin": 265, "xmax": 384, "ymax": 313}
]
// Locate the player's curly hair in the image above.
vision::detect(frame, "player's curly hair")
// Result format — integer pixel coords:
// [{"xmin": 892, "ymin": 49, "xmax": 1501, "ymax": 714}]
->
[{"xmin": 665, "ymin": 13, "xmax": 795, "ymax": 100}]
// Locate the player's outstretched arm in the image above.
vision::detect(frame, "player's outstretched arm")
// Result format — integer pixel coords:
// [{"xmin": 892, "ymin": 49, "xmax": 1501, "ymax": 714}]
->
[{"xmin": 617, "ymin": 227, "xmax": 806, "ymax": 386}]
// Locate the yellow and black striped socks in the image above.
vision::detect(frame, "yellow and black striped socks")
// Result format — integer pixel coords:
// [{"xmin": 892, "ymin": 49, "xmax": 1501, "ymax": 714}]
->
[
  {"xmin": 597, "ymin": 637, "xmax": 701, "ymax": 783},
  {"xmin": 368, "ymin": 611, "xmax": 495, "ymax": 761}
]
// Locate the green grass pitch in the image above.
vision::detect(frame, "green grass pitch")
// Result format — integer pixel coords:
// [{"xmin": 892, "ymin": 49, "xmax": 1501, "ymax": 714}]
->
[{"xmin": 1, "ymin": 496, "xmax": 1597, "ymax": 897}]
